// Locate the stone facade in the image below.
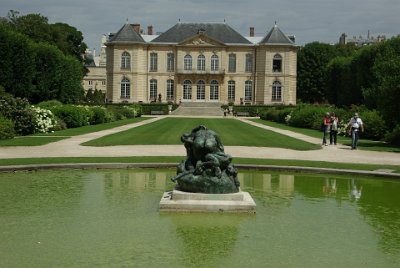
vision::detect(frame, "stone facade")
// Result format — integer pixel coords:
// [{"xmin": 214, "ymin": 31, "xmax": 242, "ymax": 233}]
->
[
  {"xmin": 105, "ymin": 22, "xmax": 297, "ymax": 105},
  {"xmin": 82, "ymin": 66, "xmax": 106, "ymax": 94}
]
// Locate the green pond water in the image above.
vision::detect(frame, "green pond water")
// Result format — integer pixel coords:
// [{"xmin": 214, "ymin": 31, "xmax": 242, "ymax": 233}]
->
[{"xmin": 0, "ymin": 169, "xmax": 399, "ymax": 267}]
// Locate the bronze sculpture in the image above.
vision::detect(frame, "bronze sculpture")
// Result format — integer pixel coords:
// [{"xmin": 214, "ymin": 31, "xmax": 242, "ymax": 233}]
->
[{"xmin": 172, "ymin": 125, "xmax": 240, "ymax": 193}]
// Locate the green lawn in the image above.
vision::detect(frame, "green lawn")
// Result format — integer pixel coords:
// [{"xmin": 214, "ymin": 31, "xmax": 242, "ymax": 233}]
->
[
  {"xmin": 0, "ymin": 117, "xmax": 149, "ymax": 147},
  {"xmin": 82, "ymin": 118, "xmax": 321, "ymax": 150},
  {"xmin": 251, "ymin": 119, "xmax": 400, "ymax": 153}
]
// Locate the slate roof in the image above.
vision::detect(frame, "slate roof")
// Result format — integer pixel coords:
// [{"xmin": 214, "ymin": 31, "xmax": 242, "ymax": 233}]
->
[
  {"xmin": 260, "ymin": 25, "xmax": 295, "ymax": 45},
  {"xmin": 151, "ymin": 23, "xmax": 252, "ymax": 44},
  {"xmin": 108, "ymin": 24, "xmax": 145, "ymax": 44}
]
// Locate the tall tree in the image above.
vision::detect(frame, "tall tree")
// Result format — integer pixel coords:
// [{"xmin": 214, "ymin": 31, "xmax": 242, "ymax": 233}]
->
[{"xmin": 297, "ymin": 42, "xmax": 339, "ymax": 103}]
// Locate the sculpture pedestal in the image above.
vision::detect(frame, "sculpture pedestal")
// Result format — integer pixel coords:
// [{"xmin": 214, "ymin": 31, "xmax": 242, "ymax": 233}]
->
[{"xmin": 159, "ymin": 190, "xmax": 256, "ymax": 213}]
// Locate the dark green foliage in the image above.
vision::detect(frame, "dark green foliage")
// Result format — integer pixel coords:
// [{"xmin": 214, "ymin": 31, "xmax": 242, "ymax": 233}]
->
[
  {"xmin": 364, "ymin": 37, "xmax": 400, "ymax": 129},
  {"xmin": 287, "ymin": 105, "xmax": 328, "ymax": 130},
  {"xmin": 51, "ymin": 105, "xmax": 90, "ymax": 128},
  {"xmin": 85, "ymin": 89, "xmax": 105, "ymax": 104},
  {"xmin": 0, "ymin": 11, "xmax": 85, "ymax": 104},
  {"xmin": 259, "ymin": 107, "xmax": 293, "ymax": 123},
  {"xmin": 0, "ymin": 24, "xmax": 36, "ymax": 97},
  {"xmin": 232, "ymin": 105, "xmax": 269, "ymax": 117},
  {"xmin": 140, "ymin": 103, "xmax": 169, "ymax": 115},
  {"xmin": 297, "ymin": 42, "xmax": 340, "ymax": 103},
  {"xmin": 0, "ymin": 116, "xmax": 15, "ymax": 139},
  {"xmin": 385, "ymin": 124, "xmax": 400, "ymax": 146},
  {"xmin": 357, "ymin": 110, "xmax": 387, "ymax": 140},
  {"xmin": 106, "ymin": 105, "xmax": 140, "ymax": 120},
  {"xmin": 0, "ymin": 95, "xmax": 35, "ymax": 135},
  {"xmin": 89, "ymin": 106, "xmax": 113, "ymax": 125},
  {"xmin": 37, "ymin": 100, "xmax": 63, "ymax": 109}
]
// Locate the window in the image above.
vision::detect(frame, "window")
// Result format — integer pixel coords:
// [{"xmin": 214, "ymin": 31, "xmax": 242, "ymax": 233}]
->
[
  {"xmin": 167, "ymin": 53, "xmax": 175, "ymax": 72},
  {"xmin": 210, "ymin": 80, "xmax": 219, "ymax": 100},
  {"xmin": 150, "ymin": 53, "xmax": 158, "ymax": 71},
  {"xmin": 88, "ymin": 80, "xmax": 93, "ymax": 85},
  {"xmin": 197, "ymin": 80, "xmax": 205, "ymax": 100},
  {"xmin": 211, "ymin": 55, "xmax": 219, "ymax": 71},
  {"xmin": 244, "ymin": 80, "xmax": 252, "ymax": 101},
  {"xmin": 228, "ymin": 80, "xmax": 235, "ymax": 101},
  {"xmin": 120, "ymin": 77, "xmax": 130, "ymax": 99},
  {"xmin": 228, "ymin": 54, "xmax": 236, "ymax": 72},
  {"xmin": 245, "ymin": 53, "xmax": 253, "ymax": 72},
  {"xmin": 150, "ymin": 79, "xmax": 157, "ymax": 101},
  {"xmin": 272, "ymin": 81, "xmax": 282, "ymax": 101},
  {"xmin": 183, "ymin": 80, "xmax": 192, "ymax": 100},
  {"xmin": 197, "ymin": 55, "xmax": 205, "ymax": 71},
  {"xmin": 184, "ymin": 54, "xmax": 192, "ymax": 71},
  {"xmin": 121, "ymin": 51, "xmax": 131, "ymax": 69},
  {"xmin": 167, "ymin": 79, "xmax": 174, "ymax": 100},
  {"xmin": 102, "ymin": 80, "xmax": 106, "ymax": 85},
  {"xmin": 273, "ymin": 54, "xmax": 282, "ymax": 72}
]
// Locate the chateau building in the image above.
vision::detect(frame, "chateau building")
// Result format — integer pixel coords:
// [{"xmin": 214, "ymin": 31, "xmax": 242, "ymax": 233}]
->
[{"xmin": 105, "ymin": 22, "xmax": 297, "ymax": 105}]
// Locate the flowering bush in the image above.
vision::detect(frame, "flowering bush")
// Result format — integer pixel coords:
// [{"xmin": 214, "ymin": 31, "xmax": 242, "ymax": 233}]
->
[{"xmin": 32, "ymin": 107, "xmax": 58, "ymax": 133}]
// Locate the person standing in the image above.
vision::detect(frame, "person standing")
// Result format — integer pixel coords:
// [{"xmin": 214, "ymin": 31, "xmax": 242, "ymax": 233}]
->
[
  {"xmin": 347, "ymin": 113, "xmax": 364, "ymax": 150},
  {"xmin": 322, "ymin": 112, "xmax": 330, "ymax": 146},
  {"xmin": 330, "ymin": 112, "xmax": 339, "ymax": 145}
]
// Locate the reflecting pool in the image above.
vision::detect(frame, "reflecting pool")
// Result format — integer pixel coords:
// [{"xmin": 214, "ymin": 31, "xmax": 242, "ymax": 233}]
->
[{"xmin": 0, "ymin": 169, "xmax": 399, "ymax": 267}]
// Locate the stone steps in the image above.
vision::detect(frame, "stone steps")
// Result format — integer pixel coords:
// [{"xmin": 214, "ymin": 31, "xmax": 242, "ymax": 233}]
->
[{"xmin": 172, "ymin": 102, "xmax": 224, "ymax": 116}]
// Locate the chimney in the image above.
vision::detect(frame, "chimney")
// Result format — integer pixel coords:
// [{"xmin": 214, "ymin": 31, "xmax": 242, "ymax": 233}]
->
[
  {"xmin": 131, "ymin": 24, "xmax": 140, "ymax": 34},
  {"xmin": 249, "ymin": 27, "xmax": 255, "ymax": 37},
  {"xmin": 147, "ymin": 25, "xmax": 153, "ymax": 35}
]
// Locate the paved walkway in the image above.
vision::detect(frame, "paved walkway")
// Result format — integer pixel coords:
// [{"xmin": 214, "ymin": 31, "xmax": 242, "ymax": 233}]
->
[{"xmin": 1, "ymin": 116, "xmax": 399, "ymax": 167}]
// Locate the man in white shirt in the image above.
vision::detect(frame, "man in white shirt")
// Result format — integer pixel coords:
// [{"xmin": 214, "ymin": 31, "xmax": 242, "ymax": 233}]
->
[{"xmin": 347, "ymin": 113, "xmax": 364, "ymax": 150}]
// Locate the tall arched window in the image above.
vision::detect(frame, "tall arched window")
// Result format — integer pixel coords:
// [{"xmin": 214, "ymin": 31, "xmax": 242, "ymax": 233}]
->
[
  {"xmin": 272, "ymin": 81, "xmax": 282, "ymax": 101},
  {"xmin": 120, "ymin": 77, "xmax": 130, "ymax": 99},
  {"xmin": 211, "ymin": 55, "xmax": 219, "ymax": 71},
  {"xmin": 197, "ymin": 55, "xmax": 205, "ymax": 71},
  {"xmin": 228, "ymin": 80, "xmax": 235, "ymax": 101},
  {"xmin": 273, "ymin": 54, "xmax": 282, "ymax": 72},
  {"xmin": 121, "ymin": 51, "xmax": 131, "ymax": 69},
  {"xmin": 197, "ymin": 80, "xmax": 205, "ymax": 100},
  {"xmin": 150, "ymin": 79, "xmax": 157, "ymax": 101},
  {"xmin": 244, "ymin": 80, "xmax": 252, "ymax": 101},
  {"xmin": 184, "ymin": 55, "xmax": 192, "ymax": 71},
  {"xmin": 167, "ymin": 79, "xmax": 174, "ymax": 100},
  {"xmin": 210, "ymin": 80, "xmax": 219, "ymax": 100},
  {"xmin": 183, "ymin": 80, "xmax": 192, "ymax": 100}
]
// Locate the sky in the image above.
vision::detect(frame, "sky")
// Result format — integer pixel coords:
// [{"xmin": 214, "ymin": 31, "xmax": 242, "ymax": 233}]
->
[{"xmin": 2, "ymin": 0, "xmax": 400, "ymax": 53}]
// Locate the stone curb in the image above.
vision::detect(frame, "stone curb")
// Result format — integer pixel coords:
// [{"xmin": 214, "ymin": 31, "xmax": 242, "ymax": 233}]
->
[{"xmin": 1, "ymin": 163, "xmax": 399, "ymax": 179}]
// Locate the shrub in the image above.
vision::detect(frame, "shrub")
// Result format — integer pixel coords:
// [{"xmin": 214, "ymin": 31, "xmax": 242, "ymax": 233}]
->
[
  {"xmin": 288, "ymin": 105, "xmax": 327, "ymax": 130},
  {"xmin": 106, "ymin": 104, "xmax": 141, "ymax": 119},
  {"xmin": 358, "ymin": 110, "xmax": 387, "ymax": 140},
  {"xmin": 32, "ymin": 106, "xmax": 58, "ymax": 133},
  {"xmin": 260, "ymin": 107, "xmax": 293, "ymax": 123},
  {"xmin": 0, "ymin": 95, "xmax": 36, "ymax": 135},
  {"xmin": 37, "ymin": 100, "xmax": 63, "ymax": 110},
  {"xmin": 89, "ymin": 106, "xmax": 113, "ymax": 125},
  {"xmin": 51, "ymin": 105, "xmax": 90, "ymax": 128},
  {"xmin": 0, "ymin": 116, "xmax": 15, "ymax": 140},
  {"xmin": 385, "ymin": 124, "xmax": 400, "ymax": 146}
]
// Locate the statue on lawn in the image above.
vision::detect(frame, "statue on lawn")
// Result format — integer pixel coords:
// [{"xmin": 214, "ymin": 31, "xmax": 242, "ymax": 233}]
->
[{"xmin": 171, "ymin": 125, "xmax": 240, "ymax": 194}]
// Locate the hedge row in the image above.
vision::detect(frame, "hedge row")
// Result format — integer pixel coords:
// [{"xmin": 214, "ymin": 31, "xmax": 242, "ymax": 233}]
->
[{"xmin": 0, "ymin": 95, "xmax": 143, "ymax": 139}]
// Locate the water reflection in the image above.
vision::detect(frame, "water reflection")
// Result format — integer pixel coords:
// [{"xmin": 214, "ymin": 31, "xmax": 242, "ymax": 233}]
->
[{"xmin": 0, "ymin": 169, "xmax": 399, "ymax": 266}]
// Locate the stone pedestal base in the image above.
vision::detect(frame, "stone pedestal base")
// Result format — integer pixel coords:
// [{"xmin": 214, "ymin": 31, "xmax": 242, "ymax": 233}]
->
[{"xmin": 159, "ymin": 190, "xmax": 256, "ymax": 213}]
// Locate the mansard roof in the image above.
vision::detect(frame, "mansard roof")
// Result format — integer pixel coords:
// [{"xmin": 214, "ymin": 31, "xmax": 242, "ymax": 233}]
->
[
  {"xmin": 260, "ymin": 25, "xmax": 295, "ymax": 45},
  {"xmin": 108, "ymin": 23, "xmax": 145, "ymax": 44},
  {"xmin": 151, "ymin": 23, "xmax": 252, "ymax": 44}
]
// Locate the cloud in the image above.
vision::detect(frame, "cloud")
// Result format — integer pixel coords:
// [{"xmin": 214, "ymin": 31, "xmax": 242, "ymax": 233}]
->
[{"xmin": 2, "ymin": 0, "xmax": 399, "ymax": 51}]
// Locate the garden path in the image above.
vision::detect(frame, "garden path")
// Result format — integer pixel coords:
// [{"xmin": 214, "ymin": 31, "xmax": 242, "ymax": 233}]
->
[{"xmin": 0, "ymin": 116, "xmax": 399, "ymax": 167}]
